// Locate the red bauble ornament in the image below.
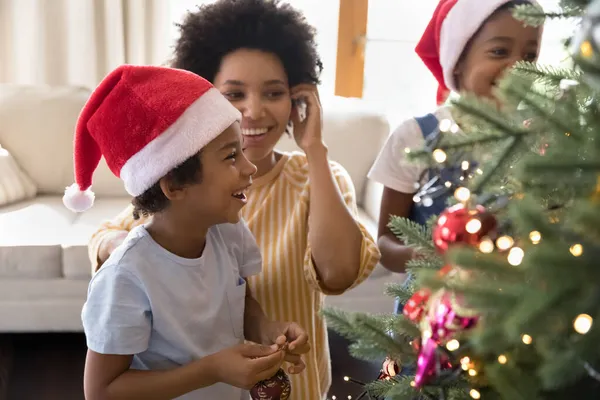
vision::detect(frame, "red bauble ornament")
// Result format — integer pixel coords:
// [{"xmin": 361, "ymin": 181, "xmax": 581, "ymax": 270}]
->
[
  {"xmin": 432, "ymin": 203, "xmax": 497, "ymax": 254},
  {"xmin": 250, "ymin": 368, "xmax": 291, "ymax": 400},
  {"xmin": 403, "ymin": 289, "xmax": 431, "ymax": 323}
]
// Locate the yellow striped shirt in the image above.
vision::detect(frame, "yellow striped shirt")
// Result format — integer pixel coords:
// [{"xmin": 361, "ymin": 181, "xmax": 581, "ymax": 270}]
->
[{"xmin": 89, "ymin": 151, "xmax": 380, "ymax": 399}]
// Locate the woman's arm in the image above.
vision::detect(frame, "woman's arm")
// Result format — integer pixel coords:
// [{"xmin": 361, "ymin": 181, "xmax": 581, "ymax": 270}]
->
[
  {"xmin": 305, "ymin": 147, "xmax": 366, "ymax": 292},
  {"xmin": 377, "ymin": 187, "xmax": 416, "ymax": 273},
  {"xmin": 88, "ymin": 204, "xmax": 144, "ymax": 272},
  {"xmin": 290, "ymin": 84, "xmax": 378, "ymax": 293}
]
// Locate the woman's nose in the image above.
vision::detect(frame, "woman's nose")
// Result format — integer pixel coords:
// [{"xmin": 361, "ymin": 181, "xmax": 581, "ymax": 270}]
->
[{"xmin": 242, "ymin": 95, "xmax": 266, "ymax": 120}]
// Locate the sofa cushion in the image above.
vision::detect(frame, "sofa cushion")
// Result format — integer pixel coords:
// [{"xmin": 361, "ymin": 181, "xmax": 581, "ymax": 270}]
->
[
  {"xmin": 0, "ymin": 196, "xmax": 76, "ymax": 278},
  {"xmin": 0, "ymin": 84, "xmax": 127, "ymax": 197},
  {"xmin": 62, "ymin": 197, "xmax": 133, "ymax": 279},
  {"xmin": 0, "ymin": 145, "xmax": 37, "ymax": 206},
  {"xmin": 275, "ymin": 96, "xmax": 389, "ymax": 204}
]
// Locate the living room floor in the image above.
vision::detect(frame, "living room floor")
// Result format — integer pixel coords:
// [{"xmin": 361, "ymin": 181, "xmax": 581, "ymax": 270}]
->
[
  {"xmin": 0, "ymin": 331, "xmax": 383, "ymax": 400},
  {"xmin": 0, "ymin": 269, "xmax": 401, "ymax": 400}
]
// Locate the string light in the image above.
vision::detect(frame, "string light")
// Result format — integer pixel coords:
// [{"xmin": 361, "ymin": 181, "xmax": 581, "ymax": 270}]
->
[
  {"xmin": 479, "ymin": 237, "xmax": 495, "ymax": 253},
  {"xmin": 476, "ymin": 168, "xmax": 483, "ymax": 175},
  {"xmin": 439, "ymin": 119, "xmax": 452, "ymax": 132},
  {"xmin": 461, "ymin": 161, "xmax": 470, "ymax": 170},
  {"xmin": 470, "ymin": 389, "xmax": 481, "ymax": 399},
  {"xmin": 570, "ymin": 244, "xmax": 583, "ymax": 257},
  {"xmin": 465, "ymin": 218, "xmax": 482, "ymax": 234},
  {"xmin": 454, "ymin": 187, "xmax": 471, "ymax": 202},
  {"xmin": 450, "ymin": 123, "xmax": 460, "ymax": 134},
  {"xmin": 522, "ymin": 334, "xmax": 533, "ymax": 345},
  {"xmin": 496, "ymin": 236, "xmax": 514, "ymax": 250},
  {"xmin": 507, "ymin": 247, "xmax": 525, "ymax": 266},
  {"xmin": 529, "ymin": 231, "xmax": 542, "ymax": 244},
  {"xmin": 445, "ymin": 181, "xmax": 452, "ymax": 188},
  {"xmin": 446, "ymin": 339, "xmax": 460, "ymax": 351},
  {"xmin": 433, "ymin": 149, "xmax": 447, "ymax": 163},
  {"xmin": 498, "ymin": 355, "xmax": 508, "ymax": 364},
  {"xmin": 574, "ymin": 314, "xmax": 593, "ymax": 335},
  {"xmin": 468, "ymin": 369, "xmax": 478, "ymax": 376},
  {"xmin": 580, "ymin": 40, "xmax": 593, "ymax": 58},
  {"xmin": 410, "ymin": 381, "xmax": 416, "ymax": 387},
  {"xmin": 404, "ymin": 147, "xmax": 411, "ymax": 154}
]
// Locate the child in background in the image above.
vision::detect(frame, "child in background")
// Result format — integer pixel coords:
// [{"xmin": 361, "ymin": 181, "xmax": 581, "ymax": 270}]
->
[
  {"xmin": 368, "ymin": 0, "xmax": 543, "ymax": 312},
  {"xmin": 63, "ymin": 65, "xmax": 309, "ymax": 399}
]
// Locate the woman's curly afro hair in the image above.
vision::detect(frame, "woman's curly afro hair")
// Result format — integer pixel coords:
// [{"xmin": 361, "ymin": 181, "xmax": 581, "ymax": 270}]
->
[{"xmin": 172, "ymin": 0, "xmax": 323, "ymax": 87}]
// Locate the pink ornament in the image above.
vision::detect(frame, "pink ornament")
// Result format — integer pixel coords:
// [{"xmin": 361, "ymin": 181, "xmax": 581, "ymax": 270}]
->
[{"xmin": 414, "ymin": 290, "xmax": 478, "ymax": 388}]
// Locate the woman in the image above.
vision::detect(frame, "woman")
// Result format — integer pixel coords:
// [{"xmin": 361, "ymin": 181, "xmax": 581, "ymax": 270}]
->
[{"xmin": 87, "ymin": 0, "xmax": 380, "ymax": 398}]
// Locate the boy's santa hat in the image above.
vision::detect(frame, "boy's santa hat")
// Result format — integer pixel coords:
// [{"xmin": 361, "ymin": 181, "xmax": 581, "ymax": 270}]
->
[
  {"xmin": 62, "ymin": 64, "xmax": 240, "ymax": 213},
  {"xmin": 415, "ymin": 0, "xmax": 539, "ymax": 104}
]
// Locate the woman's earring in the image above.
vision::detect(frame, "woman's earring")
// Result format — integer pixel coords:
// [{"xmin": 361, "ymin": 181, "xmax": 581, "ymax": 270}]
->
[{"xmin": 286, "ymin": 120, "xmax": 293, "ymax": 137}]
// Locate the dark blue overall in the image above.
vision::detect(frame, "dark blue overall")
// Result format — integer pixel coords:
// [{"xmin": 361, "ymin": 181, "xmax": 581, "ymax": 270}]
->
[{"xmin": 393, "ymin": 113, "xmax": 450, "ymax": 315}]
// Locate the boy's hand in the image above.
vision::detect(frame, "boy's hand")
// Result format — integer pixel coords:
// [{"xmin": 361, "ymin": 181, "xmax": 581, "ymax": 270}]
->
[
  {"xmin": 211, "ymin": 343, "xmax": 284, "ymax": 390},
  {"xmin": 261, "ymin": 321, "xmax": 310, "ymax": 374}
]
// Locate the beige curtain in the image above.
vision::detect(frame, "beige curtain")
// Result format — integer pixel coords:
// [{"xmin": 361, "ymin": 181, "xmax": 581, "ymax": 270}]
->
[{"xmin": 0, "ymin": 0, "xmax": 172, "ymax": 89}]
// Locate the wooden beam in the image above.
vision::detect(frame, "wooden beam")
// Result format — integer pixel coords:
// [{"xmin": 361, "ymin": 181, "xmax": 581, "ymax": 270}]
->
[{"xmin": 334, "ymin": 0, "xmax": 368, "ymax": 98}]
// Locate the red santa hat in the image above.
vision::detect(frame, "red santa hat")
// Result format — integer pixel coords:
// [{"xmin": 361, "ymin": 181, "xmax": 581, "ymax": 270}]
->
[
  {"xmin": 62, "ymin": 64, "xmax": 241, "ymax": 213},
  {"xmin": 415, "ymin": 0, "xmax": 539, "ymax": 105}
]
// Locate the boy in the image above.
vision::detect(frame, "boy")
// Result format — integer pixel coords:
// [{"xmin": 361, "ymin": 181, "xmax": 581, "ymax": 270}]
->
[{"xmin": 63, "ymin": 65, "xmax": 309, "ymax": 399}]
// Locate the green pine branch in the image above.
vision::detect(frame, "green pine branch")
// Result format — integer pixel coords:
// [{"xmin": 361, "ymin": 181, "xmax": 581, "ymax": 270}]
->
[{"xmin": 388, "ymin": 216, "xmax": 437, "ymax": 256}]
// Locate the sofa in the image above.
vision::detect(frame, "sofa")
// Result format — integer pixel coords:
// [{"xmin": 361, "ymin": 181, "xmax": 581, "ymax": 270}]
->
[{"xmin": 0, "ymin": 84, "xmax": 391, "ymax": 333}]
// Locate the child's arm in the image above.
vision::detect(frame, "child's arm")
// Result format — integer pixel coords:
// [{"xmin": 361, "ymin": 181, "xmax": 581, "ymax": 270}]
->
[
  {"xmin": 377, "ymin": 186, "xmax": 416, "ymax": 273},
  {"xmin": 367, "ymin": 118, "xmax": 425, "ymax": 273},
  {"xmin": 84, "ymin": 344, "xmax": 284, "ymax": 400}
]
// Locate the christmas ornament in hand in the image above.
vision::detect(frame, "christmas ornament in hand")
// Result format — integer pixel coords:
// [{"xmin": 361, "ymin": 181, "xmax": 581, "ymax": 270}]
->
[
  {"xmin": 251, "ymin": 342, "xmax": 291, "ymax": 400},
  {"xmin": 251, "ymin": 368, "xmax": 291, "ymax": 400}
]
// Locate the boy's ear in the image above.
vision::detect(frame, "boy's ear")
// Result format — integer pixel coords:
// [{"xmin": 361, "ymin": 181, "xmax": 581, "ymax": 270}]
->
[{"xmin": 158, "ymin": 177, "xmax": 187, "ymax": 201}]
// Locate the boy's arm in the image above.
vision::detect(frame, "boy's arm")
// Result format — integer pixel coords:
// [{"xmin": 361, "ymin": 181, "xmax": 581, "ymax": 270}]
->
[
  {"xmin": 377, "ymin": 186, "xmax": 417, "ymax": 273},
  {"xmin": 84, "ymin": 346, "xmax": 284, "ymax": 400},
  {"xmin": 84, "ymin": 351, "xmax": 216, "ymax": 400}
]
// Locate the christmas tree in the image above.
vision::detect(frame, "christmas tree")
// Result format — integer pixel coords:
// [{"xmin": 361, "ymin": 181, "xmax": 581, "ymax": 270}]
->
[{"xmin": 323, "ymin": 1, "xmax": 600, "ymax": 399}]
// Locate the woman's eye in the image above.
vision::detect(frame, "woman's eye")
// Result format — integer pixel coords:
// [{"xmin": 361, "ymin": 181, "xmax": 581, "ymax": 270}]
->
[
  {"xmin": 226, "ymin": 151, "xmax": 237, "ymax": 160},
  {"xmin": 266, "ymin": 91, "xmax": 285, "ymax": 98}
]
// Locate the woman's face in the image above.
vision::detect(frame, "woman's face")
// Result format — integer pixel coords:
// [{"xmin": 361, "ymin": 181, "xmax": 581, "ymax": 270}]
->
[
  {"xmin": 213, "ymin": 49, "xmax": 292, "ymax": 164},
  {"xmin": 454, "ymin": 8, "xmax": 542, "ymax": 99}
]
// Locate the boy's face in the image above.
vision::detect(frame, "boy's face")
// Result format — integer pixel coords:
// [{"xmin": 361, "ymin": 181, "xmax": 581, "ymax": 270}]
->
[
  {"xmin": 178, "ymin": 123, "xmax": 257, "ymax": 226},
  {"xmin": 454, "ymin": 8, "xmax": 542, "ymax": 100}
]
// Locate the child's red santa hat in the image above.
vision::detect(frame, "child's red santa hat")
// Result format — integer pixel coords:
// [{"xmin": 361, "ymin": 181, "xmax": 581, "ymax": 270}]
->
[
  {"xmin": 62, "ymin": 64, "xmax": 240, "ymax": 213},
  {"xmin": 415, "ymin": 0, "xmax": 539, "ymax": 105}
]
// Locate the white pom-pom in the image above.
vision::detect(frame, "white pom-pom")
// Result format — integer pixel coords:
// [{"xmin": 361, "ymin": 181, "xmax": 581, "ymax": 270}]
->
[{"xmin": 63, "ymin": 183, "xmax": 95, "ymax": 212}]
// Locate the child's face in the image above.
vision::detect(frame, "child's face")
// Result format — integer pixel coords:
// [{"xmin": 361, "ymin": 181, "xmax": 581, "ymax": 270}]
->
[
  {"xmin": 178, "ymin": 123, "xmax": 257, "ymax": 226},
  {"xmin": 454, "ymin": 8, "xmax": 542, "ymax": 100},
  {"xmin": 213, "ymin": 48, "xmax": 292, "ymax": 164}
]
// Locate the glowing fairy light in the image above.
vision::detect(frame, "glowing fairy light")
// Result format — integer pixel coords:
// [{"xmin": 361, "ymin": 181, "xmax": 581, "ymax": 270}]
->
[
  {"xmin": 574, "ymin": 314, "xmax": 593, "ymax": 335},
  {"xmin": 507, "ymin": 247, "xmax": 524, "ymax": 266}
]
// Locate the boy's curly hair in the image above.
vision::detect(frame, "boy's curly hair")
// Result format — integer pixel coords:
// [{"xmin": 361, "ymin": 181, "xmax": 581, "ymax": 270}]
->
[
  {"xmin": 132, "ymin": 152, "xmax": 202, "ymax": 220},
  {"xmin": 172, "ymin": 0, "xmax": 323, "ymax": 87}
]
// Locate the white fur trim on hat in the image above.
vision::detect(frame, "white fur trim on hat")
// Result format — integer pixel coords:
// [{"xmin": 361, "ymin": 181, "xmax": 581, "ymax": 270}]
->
[
  {"xmin": 119, "ymin": 87, "xmax": 241, "ymax": 197},
  {"xmin": 439, "ymin": 0, "xmax": 540, "ymax": 92}
]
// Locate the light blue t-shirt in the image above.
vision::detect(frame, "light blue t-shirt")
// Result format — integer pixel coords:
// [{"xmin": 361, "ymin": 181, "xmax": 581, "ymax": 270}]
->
[{"xmin": 82, "ymin": 220, "xmax": 262, "ymax": 400}]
